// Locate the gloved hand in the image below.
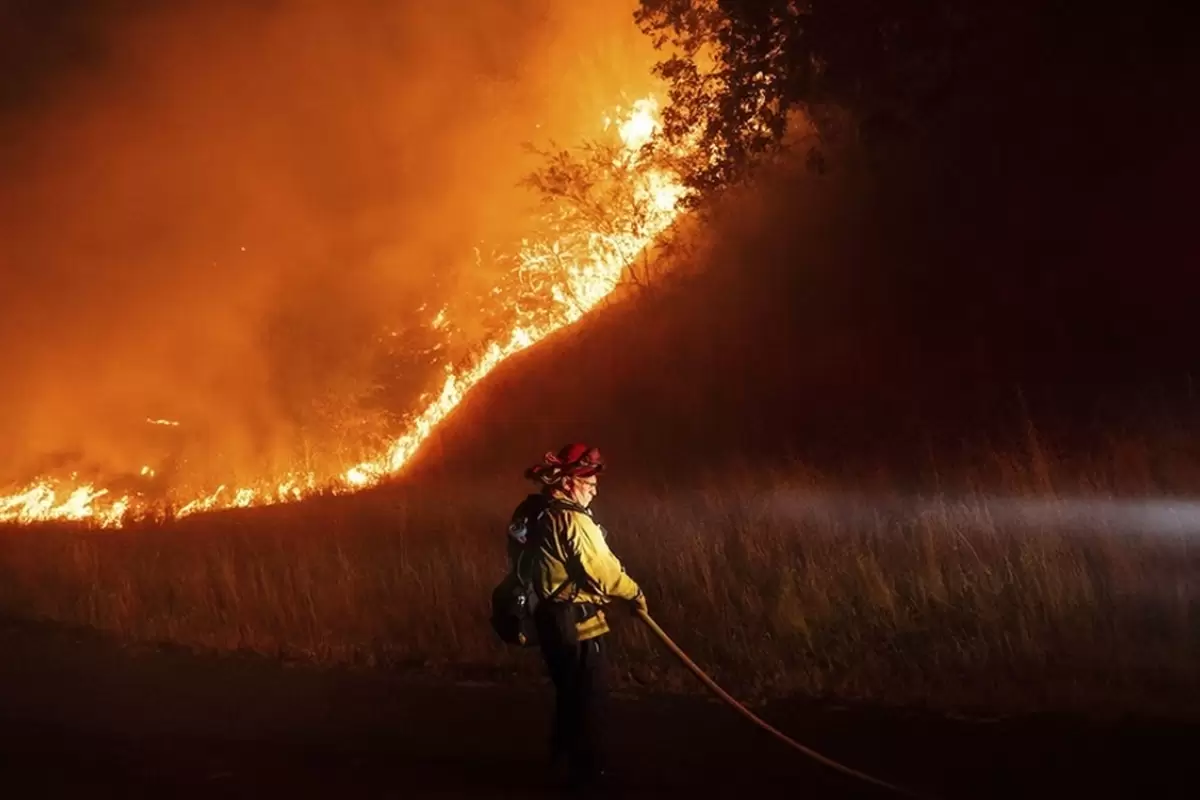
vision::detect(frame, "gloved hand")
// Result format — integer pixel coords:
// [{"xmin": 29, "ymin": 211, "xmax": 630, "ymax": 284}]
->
[{"xmin": 629, "ymin": 590, "xmax": 648, "ymax": 616}]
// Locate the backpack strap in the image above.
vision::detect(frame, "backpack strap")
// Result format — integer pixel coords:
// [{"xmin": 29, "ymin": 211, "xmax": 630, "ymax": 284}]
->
[{"xmin": 512, "ymin": 499, "xmax": 560, "ymax": 588}]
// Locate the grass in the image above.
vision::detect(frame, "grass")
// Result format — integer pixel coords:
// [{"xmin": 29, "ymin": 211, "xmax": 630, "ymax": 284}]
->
[{"xmin": 0, "ymin": 449, "xmax": 1196, "ymax": 721}]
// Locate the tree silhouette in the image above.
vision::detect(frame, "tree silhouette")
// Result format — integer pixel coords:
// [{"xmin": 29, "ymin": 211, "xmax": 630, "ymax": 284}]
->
[{"xmin": 634, "ymin": 1, "xmax": 1177, "ymax": 194}]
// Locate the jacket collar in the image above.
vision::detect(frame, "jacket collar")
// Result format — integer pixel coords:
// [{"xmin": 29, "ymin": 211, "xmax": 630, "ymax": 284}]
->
[{"xmin": 548, "ymin": 488, "xmax": 591, "ymax": 516}]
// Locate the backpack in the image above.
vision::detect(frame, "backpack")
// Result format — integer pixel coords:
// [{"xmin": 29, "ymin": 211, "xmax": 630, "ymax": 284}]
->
[{"xmin": 489, "ymin": 494, "xmax": 570, "ymax": 647}]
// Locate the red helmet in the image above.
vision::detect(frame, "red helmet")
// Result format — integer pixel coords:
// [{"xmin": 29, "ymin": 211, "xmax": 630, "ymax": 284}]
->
[{"xmin": 525, "ymin": 443, "xmax": 605, "ymax": 484}]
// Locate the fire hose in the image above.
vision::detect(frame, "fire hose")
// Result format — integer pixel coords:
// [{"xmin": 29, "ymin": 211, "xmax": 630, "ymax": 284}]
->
[{"xmin": 636, "ymin": 610, "xmax": 930, "ymax": 799}]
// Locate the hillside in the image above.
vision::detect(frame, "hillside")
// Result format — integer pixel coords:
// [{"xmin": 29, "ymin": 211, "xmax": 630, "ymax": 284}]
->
[
  {"xmin": 3, "ymin": 83, "xmax": 1196, "ymax": 736},
  {"xmin": 404, "ymin": 73, "xmax": 1200, "ymax": 486},
  {"xmin": 3, "ymin": 10, "xmax": 1198, "ymax": 793}
]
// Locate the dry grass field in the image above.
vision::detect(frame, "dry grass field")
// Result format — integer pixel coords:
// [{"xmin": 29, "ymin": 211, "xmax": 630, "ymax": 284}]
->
[{"xmin": 2, "ymin": 444, "xmax": 1195, "ymax": 721}]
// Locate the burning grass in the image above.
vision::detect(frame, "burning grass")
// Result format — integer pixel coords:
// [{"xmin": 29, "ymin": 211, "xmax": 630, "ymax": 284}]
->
[
  {"xmin": 0, "ymin": 94, "xmax": 691, "ymax": 529},
  {"xmin": 0, "ymin": 448, "xmax": 1196, "ymax": 721}
]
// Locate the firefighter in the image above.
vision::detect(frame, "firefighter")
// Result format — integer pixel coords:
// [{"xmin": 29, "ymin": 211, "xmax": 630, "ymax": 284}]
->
[{"xmin": 524, "ymin": 443, "xmax": 647, "ymax": 789}]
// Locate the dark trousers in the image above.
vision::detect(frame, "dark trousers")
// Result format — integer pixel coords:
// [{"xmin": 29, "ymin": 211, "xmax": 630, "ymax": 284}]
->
[{"xmin": 535, "ymin": 605, "xmax": 608, "ymax": 781}]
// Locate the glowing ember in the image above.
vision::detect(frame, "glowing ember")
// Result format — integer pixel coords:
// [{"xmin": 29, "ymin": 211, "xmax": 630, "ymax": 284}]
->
[{"xmin": 0, "ymin": 96, "xmax": 692, "ymax": 528}]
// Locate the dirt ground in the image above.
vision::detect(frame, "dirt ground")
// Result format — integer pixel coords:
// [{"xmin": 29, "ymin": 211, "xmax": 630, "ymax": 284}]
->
[{"xmin": 0, "ymin": 617, "xmax": 1192, "ymax": 799}]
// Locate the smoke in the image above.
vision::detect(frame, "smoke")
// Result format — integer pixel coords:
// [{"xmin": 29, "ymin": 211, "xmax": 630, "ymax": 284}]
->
[
  {"xmin": 0, "ymin": 0, "xmax": 658, "ymax": 489},
  {"xmin": 764, "ymin": 490, "xmax": 1200, "ymax": 539}
]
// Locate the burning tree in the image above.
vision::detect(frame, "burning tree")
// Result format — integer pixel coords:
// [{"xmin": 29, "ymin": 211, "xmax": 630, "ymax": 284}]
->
[{"xmin": 521, "ymin": 108, "xmax": 687, "ymax": 296}]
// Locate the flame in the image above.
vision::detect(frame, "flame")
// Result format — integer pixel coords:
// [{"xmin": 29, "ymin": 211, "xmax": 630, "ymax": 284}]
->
[
  {"xmin": 1, "ymin": 96, "xmax": 691, "ymax": 528},
  {"xmin": 610, "ymin": 97, "xmax": 659, "ymax": 150},
  {"xmin": 0, "ymin": 481, "xmax": 130, "ymax": 528}
]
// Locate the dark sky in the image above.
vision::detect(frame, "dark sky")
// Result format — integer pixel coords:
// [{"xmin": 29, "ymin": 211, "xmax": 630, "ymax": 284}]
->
[{"xmin": 0, "ymin": 0, "xmax": 657, "ymax": 488}]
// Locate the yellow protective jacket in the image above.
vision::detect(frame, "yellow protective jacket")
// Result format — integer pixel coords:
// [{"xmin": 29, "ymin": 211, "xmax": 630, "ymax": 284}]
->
[{"xmin": 532, "ymin": 491, "xmax": 642, "ymax": 641}]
